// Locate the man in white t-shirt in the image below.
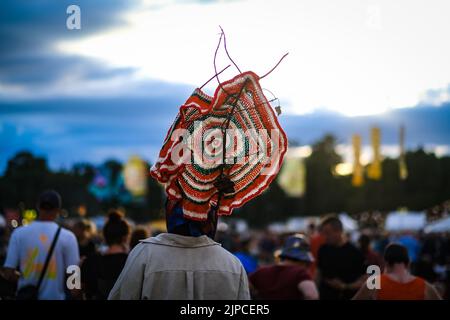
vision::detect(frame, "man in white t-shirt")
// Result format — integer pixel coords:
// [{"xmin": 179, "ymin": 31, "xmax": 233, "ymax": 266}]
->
[{"xmin": 2, "ymin": 190, "xmax": 80, "ymax": 300}]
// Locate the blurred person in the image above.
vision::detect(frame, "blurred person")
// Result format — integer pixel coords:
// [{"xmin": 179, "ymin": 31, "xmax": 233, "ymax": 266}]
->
[
  {"xmin": 0, "ymin": 222, "xmax": 9, "ymax": 265},
  {"xmin": 81, "ymin": 210, "xmax": 130, "ymax": 300},
  {"xmin": 415, "ymin": 254, "xmax": 438, "ymax": 284},
  {"xmin": 108, "ymin": 199, "xmax": 250, "ymax": 300},
  {"xmin": 2, "ymin": 190, "xmax": 80, "ymax": 300},
  {"xmin": 249, "ymin": 234, "xmax": 319, "ymax": 300},
  {"xmin": 443, "ymin": 234, "xmax": 450, "ymax": 299},
  {"xmin": 214, "ymin": 221, "xmax": 234, "ymax": 252},
  {"xmin": 421, "ymin": 233, "xmax": 442, "ymax": 263},
  {"xmin": 306, "ymin": 222, "xmax": 316, "ymax": 238},
  {"xmin": 373, "ymin": 232, "xmax": 390, "ymax": 256},
  {"xmin": 129, "ymin": 226, "xmax": 150, "ymax": 250},
  {"xmin": 0, "ymin": 225, "xmax": 16, "ymax": 299},
  {"xmin": 358, "ymin": 234, "xmax": 384, "ymax": 269},
  {"xmin": 309, "ymin": 222, "xmax": 325, "ymax": 277},
  {"xmin": 233, "ymin": 232, "xmax": 258, "ymax": 274},
  {"xmin": 317, "ymin": 215, "xmax": 366, "ymax": 300},
  {"xmin": 395, "ymin": 232, "xmax": 421, "ymax": 272},
  {"xmin": 72, "ymin": 218, "xmax": 97, "ymax": 262},
  {"xmin": 257, "ymin": 230, "xmax": 279, "ymax": 265},
  {"xmin": 353, "ymin": 243, "xmax": 442, "ymax": 300}
]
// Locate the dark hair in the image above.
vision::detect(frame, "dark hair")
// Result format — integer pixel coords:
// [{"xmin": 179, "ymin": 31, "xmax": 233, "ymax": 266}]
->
[
  {"xmin": 384, "ymin": 243, "xmax": 410, "ymax": 266},
  {"xmin": 320, "ymin": 214, "xmax": 343, "ymax": 232},
  {"xmin": 37, "ymin": 190, "xmax": 62, "ymax": 211},
  {"xmin": 358, "ymin": 234, "xmax": 371, "ymax": 249},
  {"xmin": 74, "ymin": 218, "xmax": 92, "ymax": 232},
  {"xmin": 103, "ymin": 210, "xmax": 130, "ymax": 246},
  {"xmin": 130, "ymin": 226, "xmax": 149, "ymax": 250}
]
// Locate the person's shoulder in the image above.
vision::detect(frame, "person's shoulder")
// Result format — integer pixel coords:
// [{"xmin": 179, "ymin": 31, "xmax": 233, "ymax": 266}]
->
[
  {"xmin": 292, "ymin": 266, "xmax": 313, "ymax": 280},
  {"xmin": 248, "ymin": 265, "xmax": 270, "ymax": 281},
  {"xmin": 214, "ymin": 244, "xmax": 239, "ymax": 259},
  {"xmin": 60, "ymin": 226, "xmax": 75, "ymax": 237},
  {"xmin": 250, "ymin": 264, "xmax": 272, "ymax": 275},
  {"xmin": 318, "ymin": 243, "xmax": 331, "ymax": 254},
  {"xmin": 213, "ymin": 245, "xmax": 247, "ymax": 271},
  {"xmin": 424, "ymin": 280, "xmax": 442, "ymax": 300},
  {"xmin": 127, "ymin": 241, "xmax": 151, "ymax": 260},
  {"xmin": 345, "ymin": 241, "xmax": 361, "ymax": 252},
  {"xmin": 345, "ymin": 242, "xmax": 365, "ymax": 259},
  {"xmin": 59, "ymin": 226, "xmax": 78, "ymax": 243},
  {"xmin": 83, "ymin": 251, "xmax": 101, "ymax": 266},
  {"xmin": 10, "ymin": 225, "xmax": 26, "ymax": 237}
]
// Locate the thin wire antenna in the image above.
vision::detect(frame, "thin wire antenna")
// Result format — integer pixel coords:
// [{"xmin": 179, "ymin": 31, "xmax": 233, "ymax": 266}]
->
[
  {"xmin": 219, "ymin": 25, "xmax": 242, "ymax": 73},
  {"xmin": 260, "ymin": 52, "xmax": 289, "ymax": 79},
  {"xmin": 262, "ymin": 88, "xmax": 282, "ymax": 115},
  {"xmin": 214, "ymin": 31, "xmax": 225, "ymax": 91},
  {"xmin": 214, "ymin": 30, "xmax": 233, "ymax": 97},
  {"xmin": 262, "ymin": 88, "xmax": 278, "ymax": 101},
  {"xmin": 200, "ymin": 64, "xmax": 231, "ymax": 89}
]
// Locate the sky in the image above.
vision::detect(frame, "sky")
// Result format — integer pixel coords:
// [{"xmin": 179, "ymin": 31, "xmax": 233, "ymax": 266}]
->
[{"xmin": 1, "ymin": 0, "xmax": 450, "ymax": 172}]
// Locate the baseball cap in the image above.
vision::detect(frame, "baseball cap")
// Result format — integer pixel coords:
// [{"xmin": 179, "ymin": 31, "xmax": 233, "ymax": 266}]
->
[
  {"xmin": 37, "ymin": 190, "xmax": 62, "ymax": 210},
  {"xmin": 279, "ymin": 234, "xmax": 315, "ymax": 263}
]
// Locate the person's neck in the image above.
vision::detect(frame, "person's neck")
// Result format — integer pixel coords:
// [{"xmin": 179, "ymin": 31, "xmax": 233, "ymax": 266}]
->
[
  {"xmin": 361, "ymin": 247, "xmax": 370, "ymax": 254},
  {"xmin": 38, "ymin": 210, "xmax": 57, "ymax": 222},
  {"xmin": 334, "ymin": 236, "xmax": 346, "ymax": 247},
  {"xmin": 385, "ymin": 265, "xmax": 413, "ymax": 282},
  {"xmin": 279, "ymin": 260, "xmax": 306, "ymax": 268},
  {"xmin": 106, "ymin": 244, "xmax": 128, "ymax": 255},
  {"xmin": 38, "ymin": 217, "xmax": 55, "ymax": 222},
  {"xmin": 279, "ymin": 260, "xmax": 295, "ymax": 266}
]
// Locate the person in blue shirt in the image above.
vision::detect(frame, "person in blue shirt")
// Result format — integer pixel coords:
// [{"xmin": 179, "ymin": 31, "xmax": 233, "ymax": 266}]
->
[{"xmin": 234, "ymin": 233, "xmax": 258, "ymax": 274}]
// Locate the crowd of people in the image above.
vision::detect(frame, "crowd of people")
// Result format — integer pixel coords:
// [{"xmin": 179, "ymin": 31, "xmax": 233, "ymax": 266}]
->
[{"xmin": 0, "ymin": 190, "xmax": 449, "ymax": 300}]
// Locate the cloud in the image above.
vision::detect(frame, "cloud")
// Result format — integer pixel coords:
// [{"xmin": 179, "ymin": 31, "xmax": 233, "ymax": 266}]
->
[
  {"xmin": 0, "ymin": 0, "xmax": 133, "ymax": 56},
  {"xmin": 1, "ymin": 98, "xmax": 449, "ymax": 173},
  {"xmin": 0, "ymin": 95, "xmax": 186, "ymax": 172},
  {"xmin": 54, "ymin": 0, "xmax": 450, "ymax": 116},
  {"xmin": 0, "ymin": 54, "xmax": 136, "ymax": 87},
  {"xmin": 282, "ymin": 103, "xmax": 450, "ymax": 146},
  {"xmin": 0, "ymin": 0, "xmax": 140, "ymax": 99},
  {"xmin": 419, "ymin": 85, "xmax": 450, "ymax": 107}
]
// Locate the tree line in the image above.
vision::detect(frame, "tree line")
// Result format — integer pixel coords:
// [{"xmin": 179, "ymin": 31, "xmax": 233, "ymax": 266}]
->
[{"xmin": 1, "ymin": 134, "xmax": 449, "ymax": 227}]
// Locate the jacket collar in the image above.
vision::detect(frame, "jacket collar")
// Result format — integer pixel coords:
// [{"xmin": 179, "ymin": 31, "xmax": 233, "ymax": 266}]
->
[{"xmin": 140, "ymin": 232, "xmax": 221, "ymax": 248}]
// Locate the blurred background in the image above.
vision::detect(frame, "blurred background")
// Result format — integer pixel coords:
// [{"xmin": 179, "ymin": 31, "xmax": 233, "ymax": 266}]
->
[{"xmin": 1, "ymin": 0, "xmax": 450, "ymax": 298}]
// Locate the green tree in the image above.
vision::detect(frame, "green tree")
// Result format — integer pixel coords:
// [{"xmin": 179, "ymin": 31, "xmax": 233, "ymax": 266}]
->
[{"xmin": 304, "ymin": 134, "xmax": 342, "ymax": 215}]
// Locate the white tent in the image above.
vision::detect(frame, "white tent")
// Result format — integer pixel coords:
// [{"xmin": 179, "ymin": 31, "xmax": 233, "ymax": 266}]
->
[
  {"xmin": 339, "ymin": 213, "xmax": 358, "ymax": 231},
  {"xmin": 286, "ymin": 217, "xmax": 320, "ymax": 233},
  {"xmin": 424, "ymin": 216, "xmax": 450, "ymax": 233},
  {"xmin": 268, "ymin": 222, "xmax": 288, "ymax": 234},
  {"xmin": 232, "ymin": 219, "xmax": 248, "ymax": 234},
  {"xmin": 220, "ymin": 218, "xmax": 248, "ymax": 234},
  {"xmin": 385, "ymin": 211, "xmax": 426, "ymax": 231}
]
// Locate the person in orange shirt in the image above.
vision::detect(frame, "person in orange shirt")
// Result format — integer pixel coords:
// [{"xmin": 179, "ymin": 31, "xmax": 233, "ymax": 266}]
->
[
  {"xmin": 353, "ymin": 243, "xmax": 442, "ymax": 300},
  {"xmin": 308, "ymin": 223, "xmax": 325, "ymax": 278}
]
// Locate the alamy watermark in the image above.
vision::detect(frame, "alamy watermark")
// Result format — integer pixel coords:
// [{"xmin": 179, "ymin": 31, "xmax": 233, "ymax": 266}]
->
[
  {"xmin": 66, "ymin": 5, "xmax": 81, "ymax": 30},
  {"xmin": 168, "ymin": 122, "xmax": 284, "ymax": 176},
  {"xmin": 366, "ymin": 4, "xmax": 382, "ymax": 31},
  {"xmin": 66, "ymin": 265, "xmax": 81, "ymax": 290},
  {"xmin": 366, "ymin": 265, "xmax": 381, "ymax": 289}
]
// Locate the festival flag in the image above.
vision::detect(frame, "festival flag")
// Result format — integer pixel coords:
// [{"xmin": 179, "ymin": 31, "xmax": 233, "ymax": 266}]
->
[
  {"xmin": 88, "ymin": 166, "xmax": 113, "ymax": 201},
  {"xmin": 124, "ymin": 155, "xmax": 148, "ymax": 197},
  {"xmin": 399, "ymin": 125, "xmax": 408, "ymax": 180},
  {"xmin": 367, "ymin": 127, "xmax": 382, "ymax": 180},
  {"xmin": 352, "ymin": 134, "xmax": 364, "ymax": 187},
  {"xmin": 277, "ymin": 153, "xmax": 306, "ymax": 197}
]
